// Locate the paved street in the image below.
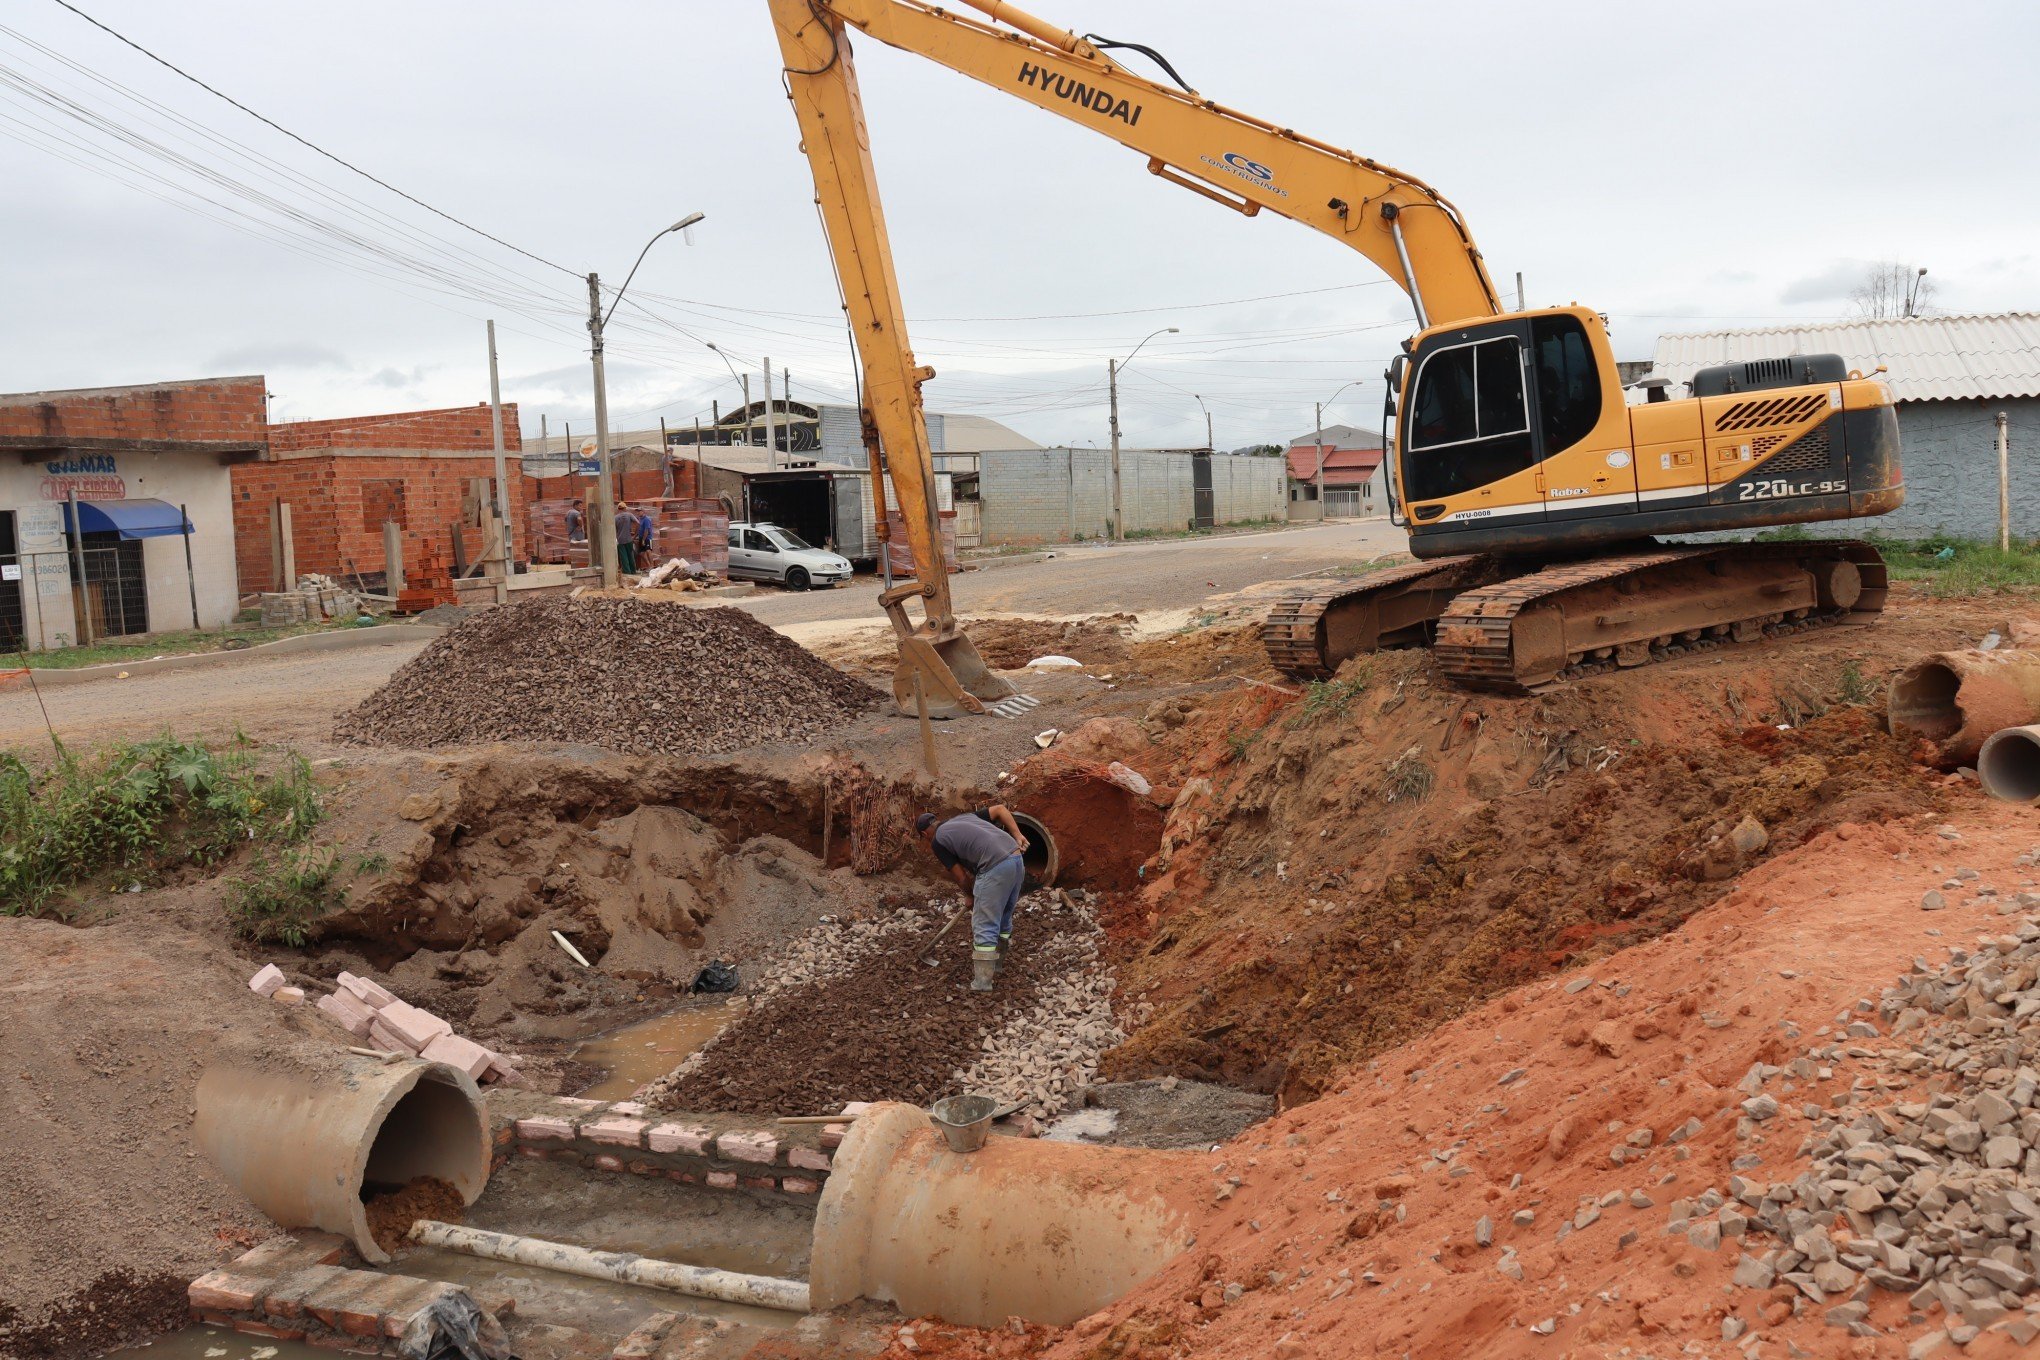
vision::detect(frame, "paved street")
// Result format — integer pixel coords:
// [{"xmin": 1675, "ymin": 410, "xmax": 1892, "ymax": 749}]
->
[{"xmin": 733, "ymin": 519, "xmax": 1408, "ymax": 628}]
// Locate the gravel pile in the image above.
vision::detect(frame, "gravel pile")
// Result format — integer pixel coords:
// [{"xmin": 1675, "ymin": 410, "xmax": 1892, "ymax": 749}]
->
[
  {"xmin": 952, "ymin": 891, "xmax": 1122, "ymax": 1122},
  {"xmin": 642, "ymin": 890, "xmax": 1115, "ymax": 1119},
  {"xmin": 335, "ymin": 597, "xmax": 879, "ymax": 757},
  {"xmin": 1697, "ymin": 892, "xmax": 2040, "ymax": 1346}
]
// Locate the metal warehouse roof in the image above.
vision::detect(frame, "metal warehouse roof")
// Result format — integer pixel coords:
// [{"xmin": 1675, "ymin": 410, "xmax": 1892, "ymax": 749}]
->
[{"xmin": 1651, "ymin": 312, "xmax": 2040, "ymax": 404}]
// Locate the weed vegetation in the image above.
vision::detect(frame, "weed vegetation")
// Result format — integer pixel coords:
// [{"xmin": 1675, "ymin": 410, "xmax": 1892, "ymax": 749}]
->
[{"xmin": 0, "ymin": 734, "xmax": 322, "ymax": 920}]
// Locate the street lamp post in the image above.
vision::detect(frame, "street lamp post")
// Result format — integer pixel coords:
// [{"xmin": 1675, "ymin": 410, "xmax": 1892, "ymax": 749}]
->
[
  {"xmin": 1109, "ymin": 326, "xmax": 1180, "ymax": 540},
  {"xmin": 1193, "ymin": 393, "xmax": 1213, "ymax": 451},
  {"xmin": 587, "ymin": 212, "xmax": 704, "ymax": 587},
  {"xmin": 1314, "ymin": 379, "xmax": 1363, "ymax": 516}
]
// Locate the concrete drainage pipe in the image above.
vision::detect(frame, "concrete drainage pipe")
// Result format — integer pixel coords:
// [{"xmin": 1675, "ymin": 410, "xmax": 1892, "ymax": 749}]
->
[
  {"xmin": 196, "ymin": 1046, "xmax": 489, "ymax": 1264},
  {"xmin": 810, "ymin": 1102, "xmax": 1195, "ymax": 1328},
  {"xmin": 1890, "ymin": 650, "xmax": 2040, "ymax": 768},
  {"xmin": 1979, "ymin": 724, "xmax": 2040, "ymax": 803}
]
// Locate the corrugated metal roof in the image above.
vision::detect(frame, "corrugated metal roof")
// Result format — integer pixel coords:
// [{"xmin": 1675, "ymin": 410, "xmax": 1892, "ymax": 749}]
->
[{"xmin": 1651, "ymin": 312, "xmax": 2040, "ymax": 403}]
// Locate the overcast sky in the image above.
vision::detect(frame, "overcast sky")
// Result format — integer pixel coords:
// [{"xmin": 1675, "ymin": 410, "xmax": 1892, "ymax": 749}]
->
[{"xmin": 4, "ymin": 1, "xmax": 2036, "ymax": 451}]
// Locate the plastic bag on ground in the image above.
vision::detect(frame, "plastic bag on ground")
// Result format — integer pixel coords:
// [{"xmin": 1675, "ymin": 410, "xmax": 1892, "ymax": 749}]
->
[
  {"xmin": 691, "ymin": 960, "xmax": 739, "ymax": 994},
  {"xmin": 397, "ymin": 1289, "xmax": 509, "ymax": 1360}
]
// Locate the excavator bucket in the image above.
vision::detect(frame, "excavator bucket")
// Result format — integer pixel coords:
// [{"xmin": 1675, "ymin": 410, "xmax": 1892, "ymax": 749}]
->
[{"xmin": 891, "ymin": 632, "xmax": 1018, "ymax": 719}]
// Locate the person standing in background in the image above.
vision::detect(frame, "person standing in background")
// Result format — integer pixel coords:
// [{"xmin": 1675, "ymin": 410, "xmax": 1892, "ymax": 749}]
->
[{"xmin": 614, "ymin": 503, "xmax": 639, "ymax": 575}]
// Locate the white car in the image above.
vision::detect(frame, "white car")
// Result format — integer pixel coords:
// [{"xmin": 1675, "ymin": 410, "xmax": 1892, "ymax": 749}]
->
[{"xmin": 726, "ymin": 522, "xmax": 853, "ymax": 590}]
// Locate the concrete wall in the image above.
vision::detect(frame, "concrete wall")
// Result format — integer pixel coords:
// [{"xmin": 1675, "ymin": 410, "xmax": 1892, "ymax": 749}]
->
[{"xmin": 979, "ymin": 448, "xmax": 1285, "ymax": 544}]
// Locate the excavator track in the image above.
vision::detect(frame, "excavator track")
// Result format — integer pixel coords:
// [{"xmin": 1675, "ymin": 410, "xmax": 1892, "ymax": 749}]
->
[
  {"xmin": 1262, "ymin": 555, "xmax": 1503, "ymax": 680},
  {"xmin": 1431, "ymin": 539, "xmax": 1888, "ymax": 694}
]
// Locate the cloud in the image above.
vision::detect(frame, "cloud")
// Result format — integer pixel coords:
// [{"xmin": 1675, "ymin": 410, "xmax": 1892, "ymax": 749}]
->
[
  {"xmin": 207, "ymin": 341, "xmax": 350, "ymax": 371},
  {"xmin": 369, "ymin": 366, "xmax": 428, "ymax": 389},
  {"xmin": 1779, "ymin": 261, "xmax": 1868, "ymax": 305}
]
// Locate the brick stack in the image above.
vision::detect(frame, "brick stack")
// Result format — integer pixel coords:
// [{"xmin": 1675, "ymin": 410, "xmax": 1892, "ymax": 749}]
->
[
  {"xmin": 260, "ymin": 967, "xmax": 520, "ymax": 1083},
  {"xmin": 495, "ymin": 1091, "xmax": 849, "ymax": 1199},
  {"xmin": 392, "ymin": 537, "xmax": 455, "ymax": 614},
  {"xmin": 187, "ymin": 1230, "xmax": 506, "ymax": 1354},
  {"xmin": 883, "ymin": 510, "xmax": 959, "ymax": 578},
  {"xmin": 646, "ymin": 498, "xmax": 729, "ymax": 576}
]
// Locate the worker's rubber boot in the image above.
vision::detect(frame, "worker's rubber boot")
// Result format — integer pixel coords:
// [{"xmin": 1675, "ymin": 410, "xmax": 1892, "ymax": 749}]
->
[{"xmin": 971, "ymin": 947, "xmax": 998, "ymax": 992}]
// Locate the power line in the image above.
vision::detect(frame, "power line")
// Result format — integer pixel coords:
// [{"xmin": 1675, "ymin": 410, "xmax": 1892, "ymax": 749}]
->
[{"xmin": 48, "ymin": 0, "xmax": 580, "ymax": 279}]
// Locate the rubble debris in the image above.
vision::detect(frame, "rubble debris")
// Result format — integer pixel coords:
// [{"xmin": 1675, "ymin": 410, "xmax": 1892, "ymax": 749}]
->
[{"xmin": 334, "ymin": 597, "xmax": 880, "ymax": 758}]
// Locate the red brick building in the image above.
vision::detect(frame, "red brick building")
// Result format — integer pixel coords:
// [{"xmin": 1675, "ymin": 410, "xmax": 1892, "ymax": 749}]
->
[{"xmin": 233, "ymin": 405, "xmax": 526, "ymax": 592}]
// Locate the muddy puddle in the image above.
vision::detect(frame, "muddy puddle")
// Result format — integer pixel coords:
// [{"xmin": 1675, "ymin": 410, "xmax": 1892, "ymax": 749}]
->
[
  {"xmin": 571, "ymin": 999, "xmax": 733, "ymax": 1100},
  {"xmin": 103, "ymin": 1330, "xmax": 326, "ymax": 1360}
]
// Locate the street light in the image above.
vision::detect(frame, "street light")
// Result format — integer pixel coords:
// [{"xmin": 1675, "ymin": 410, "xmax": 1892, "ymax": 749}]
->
[
  {"xmin": 1109, "ymin": 326, "xmax": 1179, "ymax": 539},
  {"xmin": 1193, "ymin": 393, "xmax": 1212, "ymax": 451},
  {"xmin": 1313, "ymin": 379, "xmax": 1364, "ymax": 515},
  {"xmin": 586, "ymin": 212, "xmax": 705, "ymax": 587},
  {"xmin": 705, "ymin": 342, "xmax": 748, "ymax": 446}
]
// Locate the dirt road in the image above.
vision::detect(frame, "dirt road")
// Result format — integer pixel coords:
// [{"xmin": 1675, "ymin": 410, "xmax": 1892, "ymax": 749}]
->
[{"xmin": 0, "ymin": 520, "xmax": 1398, "ymax": 752}]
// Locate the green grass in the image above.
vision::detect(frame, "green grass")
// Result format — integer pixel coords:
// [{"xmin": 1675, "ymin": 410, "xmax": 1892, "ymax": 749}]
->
[
  {"xmin": 1382, "ymin": 746, "xmax": 1435, "ymax": 804},
  {"xmin": 1288, "ymin": 669, "xmax": 1372, "ymax": 728},
  {"xmin": 0, "ymin": 734, "xmax": 322, "ymax": 919},
  {"xmin": 227, "ymin": 846, "xmax": 345, "ymax": 946},
  {"xmin": 1121, "ymin": 517, "xmax": 1286, "ymax": 543},
  {"xmin": 15, "ymin": 617, "xmax": 376, "ymax": 670},
  {"xmin": 1876, "ymin": 536, "xmax": 2040, "ymax": 597}
]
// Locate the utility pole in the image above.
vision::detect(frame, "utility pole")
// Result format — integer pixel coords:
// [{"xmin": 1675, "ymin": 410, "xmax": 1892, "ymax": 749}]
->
[
  {"xmin": 586, "ymin": 273, "xmax": 619, "ymax": 588},
  {"xmin": 1998, "ymin": 410, "xmax": 2012, "ymax": 551},
  {"xmin": 741, "ymin": 375, "xmax": 751, "ymax": 445},
  {"xmin": 762, "ymin": 356, "xmax": 777, "ymax": 471},
  {"xmin": 1515, "ymin": 271, "xmax": 1526, "ymax": 312},
  {"xmin": 1108, "ymin": 358, "xmax": 1123, "ymax": 539},
  {"xmin": 485, "ymin": 320, "xmax": 512, "ymax": 572},
  {"xmin": 1195, "ymin": 393, "xmax": 1212, "ymax": 451},
  {"xmin": 1314, "ymin": 399, "xmax": 1326, "ymax": 509}
]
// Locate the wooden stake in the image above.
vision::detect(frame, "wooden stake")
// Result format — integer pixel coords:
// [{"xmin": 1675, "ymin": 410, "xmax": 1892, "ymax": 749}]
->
[{"xmin": 915, "ymin": 673, "xmax": 940, "ymax": 777}]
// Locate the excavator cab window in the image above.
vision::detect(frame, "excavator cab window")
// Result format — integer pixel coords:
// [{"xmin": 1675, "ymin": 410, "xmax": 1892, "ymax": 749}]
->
[
  {"xmin": 1529, "ymin": 315, "xmax": 1601, "ymax": 456},
  {"xmin": 1404, "ymin": 331, "xmax": 1535, "ymax": 501}
]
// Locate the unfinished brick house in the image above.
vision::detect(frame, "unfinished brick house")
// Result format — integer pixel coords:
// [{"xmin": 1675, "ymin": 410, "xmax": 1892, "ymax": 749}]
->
[{"xmin": 232, "ymin": 405, "xmax": 526, "ymax": 592}]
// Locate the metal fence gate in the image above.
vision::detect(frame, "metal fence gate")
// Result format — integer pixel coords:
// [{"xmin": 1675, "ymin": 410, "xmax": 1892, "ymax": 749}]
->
[{"xmin": 77, "ymin": 534, "xmax": 149, "ymax": 637}]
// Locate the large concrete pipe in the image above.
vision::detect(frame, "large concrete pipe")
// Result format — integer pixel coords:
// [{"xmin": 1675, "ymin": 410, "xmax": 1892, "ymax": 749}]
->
[
  {"xmin": 196, "ymin": 1045, "xmax": 489, "ymax": 1264},
  {"xmin": 810, "ymin": 1102, "xmax": 1195, "ymax": 1328},
  {"xmin": 1979, "ymin": 724, "xmax": 2040, "ymax": 803},
  {"xmin": 1890, "ymin": 650, "xmax": 2040, "ymax": 768}
]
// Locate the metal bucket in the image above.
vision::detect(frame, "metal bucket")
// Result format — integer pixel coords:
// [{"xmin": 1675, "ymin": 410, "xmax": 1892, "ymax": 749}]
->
[{"xmin": 928, "ymin": 1094, "xmax": 996, "ymax": 1153}]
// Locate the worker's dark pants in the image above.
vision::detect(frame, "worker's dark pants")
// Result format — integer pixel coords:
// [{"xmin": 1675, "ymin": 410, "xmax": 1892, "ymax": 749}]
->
[
  {"xmin": 971, "ymin": 853, "xmax": 1025, "ymax": 953},
  {"xmin": 617, "ymin": 541, "xmax": 637, "ymax": 573}
]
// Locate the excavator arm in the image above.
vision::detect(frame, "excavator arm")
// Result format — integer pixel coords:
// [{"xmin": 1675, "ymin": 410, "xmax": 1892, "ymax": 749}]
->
[{"xmin": 768, "ymin": 0, "xmax": 1501, "ymax": 717}]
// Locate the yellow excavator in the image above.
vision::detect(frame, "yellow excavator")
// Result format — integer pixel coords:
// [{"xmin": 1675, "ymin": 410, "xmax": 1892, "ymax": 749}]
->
[{"xmin": 768, "ymin": 0, "xmax": 1902, "ymax": 710}]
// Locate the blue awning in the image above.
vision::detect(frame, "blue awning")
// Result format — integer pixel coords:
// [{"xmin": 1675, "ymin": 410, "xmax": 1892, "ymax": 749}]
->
[{"xmin": 63, "ymin": 498, "xmax": 193, "ymax": 539}]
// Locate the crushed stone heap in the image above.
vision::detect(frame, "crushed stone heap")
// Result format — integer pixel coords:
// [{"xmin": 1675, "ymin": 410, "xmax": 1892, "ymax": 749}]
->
[
  {"xmin": 1690, "ymin": 891, "xmax": 2040, "ymax": 1347},
  {"xmin": 335, "ymin": 597, "xmax": 880, "ymax": 757}
]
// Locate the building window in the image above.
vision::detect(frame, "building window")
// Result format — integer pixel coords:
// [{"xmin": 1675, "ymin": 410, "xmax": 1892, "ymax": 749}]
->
[{"xmin": 362, "ymin": 479, "xmax": 407, "ymax": 533}]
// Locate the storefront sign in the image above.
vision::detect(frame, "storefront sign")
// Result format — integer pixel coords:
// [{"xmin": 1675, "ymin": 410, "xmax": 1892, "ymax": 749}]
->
[
  {"xmin": 39, "ymin": 453, "xmax": 126, "ymax": 501},
  {"xmin": 15, "ymin": 503, "xmax": 63, "ymax": 552},
  {"xmin": 1, "ymin": 564, "xmax": 18, "ymax": 581}
]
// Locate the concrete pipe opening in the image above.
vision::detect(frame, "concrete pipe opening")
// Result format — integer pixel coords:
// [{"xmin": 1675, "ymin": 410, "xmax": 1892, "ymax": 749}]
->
[
  {"xmin": 1979, "ymin": 725, "xmax": 2040, "ymax": 803},
  {"xmin": 810, "ymin": 1102, "xmax": 1194, "ymax": 1328},
  {"xmin": 1890, "ymin": 651, "xmax": 2040, "ymax": 768},
  {"xmin": 196, "ymin": 1045, "xmax": 488, "ymax": 1263},
  {"xmin": 1011, "ymin": 811, "xmax": 1059, "ymax": 891}
]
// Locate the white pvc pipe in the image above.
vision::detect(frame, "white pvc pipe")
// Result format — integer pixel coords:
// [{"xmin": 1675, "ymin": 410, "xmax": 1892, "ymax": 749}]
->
[{"xmin": 408, "ymin": 1220, "xmax": 809, "ymax": 1313}]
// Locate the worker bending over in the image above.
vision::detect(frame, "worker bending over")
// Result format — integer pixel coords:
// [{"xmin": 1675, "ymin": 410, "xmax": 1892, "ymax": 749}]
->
[{"xmin": 917, "ymin": 805, "xmax": 1030, "ymax": 992}]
